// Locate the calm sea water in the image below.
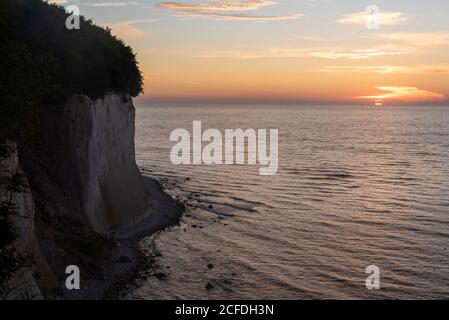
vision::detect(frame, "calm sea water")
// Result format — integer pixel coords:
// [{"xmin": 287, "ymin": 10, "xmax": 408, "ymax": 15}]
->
[{"xmin": 130, "ymin": 104, "xmax": 449, "ymax": 299}]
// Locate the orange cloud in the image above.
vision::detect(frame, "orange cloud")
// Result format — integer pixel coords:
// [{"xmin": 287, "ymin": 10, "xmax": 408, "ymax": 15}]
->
[
  {"xmin": 310, "ymin": 49, "xmax": 406, "ymax": 60},
  {"xmin": 158, "ymin": 0, "xmax": 273, "ymax": 11},
  {"xmin": 104, "ymin": 19, "xmax": 156, "ymax": 39},
  {"xmin": 318, "ymin": 65, "xmax": 449, "ymax": 74},
  {"xmin": 197, "ymin": 48, "xmax": 307, "ymax": 59},
  {"xmin": 173, "ymin": 12, "xmax": 302, "ymax": 21},
  {"xmin": 157, "ymin": 0, "xmax": 302, "ymax": 21},
  {"xmin": 337, "ymin": 11, "xmax": 407, "ymax": 26},
  {"xmin": 357, "ymin": 86, "xmax": 446, "ymax": 102}
]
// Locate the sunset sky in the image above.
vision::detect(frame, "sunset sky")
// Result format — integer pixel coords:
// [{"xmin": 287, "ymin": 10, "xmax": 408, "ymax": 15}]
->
[{"xmin": 52, "ymin": 0, "xmax": 449, "ymax": 104}]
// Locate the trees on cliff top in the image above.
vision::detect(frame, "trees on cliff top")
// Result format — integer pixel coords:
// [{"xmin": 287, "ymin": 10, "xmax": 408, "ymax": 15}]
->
[{"xmin": 0, "ymin": 0, "xmax": 143, "ymax": 139}]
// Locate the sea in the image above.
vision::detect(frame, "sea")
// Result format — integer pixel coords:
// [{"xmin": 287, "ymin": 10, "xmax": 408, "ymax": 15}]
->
[{"xmin": 128, "ymin": 103, "xmax": 449, "ymax": 299}]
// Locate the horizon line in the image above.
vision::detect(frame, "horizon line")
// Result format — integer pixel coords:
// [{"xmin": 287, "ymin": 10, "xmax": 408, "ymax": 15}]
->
[{"xmin": 135, "ymin": 96, "xmax": 449, "ymax": 107}]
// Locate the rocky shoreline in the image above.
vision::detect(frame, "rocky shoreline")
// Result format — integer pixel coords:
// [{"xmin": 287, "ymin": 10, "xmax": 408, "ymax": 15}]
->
[
  {"xmin": 114, "ymin": 171, "xmax": 228, "ymax": 299},
  {"xmin": 61, "ymin": 177, "xmax": 184, "ymax": 300}
]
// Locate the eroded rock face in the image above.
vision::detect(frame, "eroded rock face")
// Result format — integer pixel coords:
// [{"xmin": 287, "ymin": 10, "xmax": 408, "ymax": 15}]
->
[
  {"xmin": 0, "ymin": 141, "xmax": 54, "ymax": 299},
  {"xmin": 2, "ymin": 94, "xmax": 162, "ymax": 298},
  {"xmin": 19, "ymin": 94, "xmax": 155, "ymax": 235}
]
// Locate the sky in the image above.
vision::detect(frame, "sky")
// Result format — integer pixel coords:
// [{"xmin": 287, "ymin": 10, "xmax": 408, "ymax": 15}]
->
[{"xmin": 51, "ymin": 0, "xmax": 449, "ymax": 105}]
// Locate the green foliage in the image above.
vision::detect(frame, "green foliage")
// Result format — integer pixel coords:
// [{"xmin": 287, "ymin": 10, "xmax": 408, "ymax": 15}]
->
[{"xmin": 0, "ymin": 0, "xmax": 143, "ymax": 140}]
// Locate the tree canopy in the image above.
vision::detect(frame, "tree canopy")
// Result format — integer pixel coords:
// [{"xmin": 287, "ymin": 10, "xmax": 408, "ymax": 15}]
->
[{"xmin": 0, "ymin": 0, "xmax": 143, "ymax": 139}]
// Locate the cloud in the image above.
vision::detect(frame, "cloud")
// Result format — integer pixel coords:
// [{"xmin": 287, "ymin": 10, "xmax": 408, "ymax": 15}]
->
[
  {"xmin": 158, "ymin": 0, "xmax": 273, "ymax": 11},
  {"xmin": 292, "ymin": 34, "xmax": 327, "ymax": 42},
  {"xmin": 197, "ymin": 48, "xmax": 307, "ymax": 59},
  {"xmin": 174, "ymin": 12, "xmax": 303, "ymax": 21},
  {"xmin": 319, "ymin": 65, "xmax": 409, "ymax": 74},
  {"xmin": 198, "ymin": 47, "xmax": 412, "ymax": 60},
  {"xmin": 310, "ymin": 49, "xmax": 406, "ymax": 60},
  {"xmin": 337, "ymin": 11, "xmax": 407, "ymax": 26},
  {"xmin": 156, "ymin": 0, "xmax": 303, "ymax": 22},
  {"xmin": 377, "ymin": 32, "xmax": 449, "ymax": 48},
  {"xmin": 318, "ymin": 65, "xmax": 449, "ymax": 74},
  {"xmin": 91, "ymin": 2, "xmax": 138, "ymax": 7},
  {"xmin": 357, "ymin": 86, "xmax": 445, "ymax": 102},
  {"xmin": 48, "ymin": 0, "xmax": 69, "ymax": 4},
  {"xmin": 104, "ymin": 19, "xmax": 156, "ymax": 38}
]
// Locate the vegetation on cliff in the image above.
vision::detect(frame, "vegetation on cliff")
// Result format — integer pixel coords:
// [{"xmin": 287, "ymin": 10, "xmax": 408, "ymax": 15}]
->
[
  {"xmin": 0, "ymin": 0, "xmax": 143, "ymax": 293},
  {"xmin": 0, "ymin": 0, "xmax": 143, "ymax": 140}
]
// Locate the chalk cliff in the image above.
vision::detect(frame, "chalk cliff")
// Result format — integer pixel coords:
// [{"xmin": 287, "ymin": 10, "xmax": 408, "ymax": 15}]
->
[
  {"xmin": 1, "ymin": 0, "xmax": 170, "ymax": 299},
  {"xmin": 19, "ymin": 94, "xmax": 155, "ymax": 235},
  {"xmin": 0, "ymin": 94, "xmax": 179, "ymax": 299}
]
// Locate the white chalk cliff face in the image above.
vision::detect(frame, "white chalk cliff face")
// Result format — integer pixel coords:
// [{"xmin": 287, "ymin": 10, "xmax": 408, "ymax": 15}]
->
[
  {"xmin": 20, "ymin": 94, "xmax": 155, "ymax": 234},
  {"xmin": 2, "ymin": 93, "xmax": 173, "ymax": 298},
  {"xmin": 70, "ymin": 94, "xmax": 156, "ymax": 232}
]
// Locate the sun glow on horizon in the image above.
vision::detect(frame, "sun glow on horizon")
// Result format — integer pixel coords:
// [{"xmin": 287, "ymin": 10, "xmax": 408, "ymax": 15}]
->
[
  {"xmin": 357, "ymin": 86, "xmax": 446, "ymax": 103},
  {"xmin": 80, "ymin": 0, "xmax": 449, "ymax": 105}
]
